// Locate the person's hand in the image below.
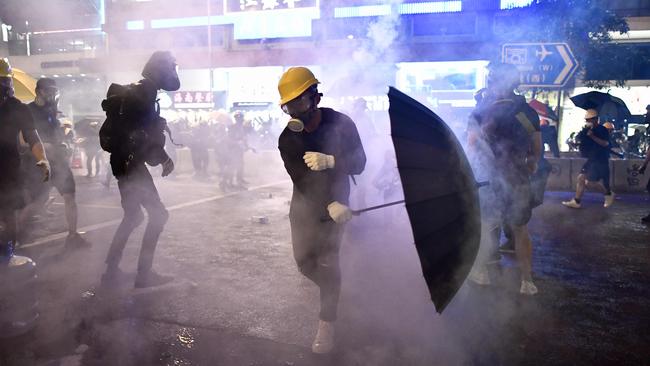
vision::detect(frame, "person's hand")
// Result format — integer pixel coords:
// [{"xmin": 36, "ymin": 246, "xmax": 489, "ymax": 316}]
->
[
  {"xmin": 327, "ymin": 201, "xmax": 352, "ymax": 224},
  {"xmin": 162, "ymin": 158, "xmax": 174, "ymax": 177},
  {"xmin": 303, "ymin": 152, "xmax": 335, "ymax": 171},
  {"xmin": 36, "ymin": 159, "xmax": 50, "ymax": 182},
  {"xmin": 639, "ymin": 163, "xmax": 647, "ymax": 175}
]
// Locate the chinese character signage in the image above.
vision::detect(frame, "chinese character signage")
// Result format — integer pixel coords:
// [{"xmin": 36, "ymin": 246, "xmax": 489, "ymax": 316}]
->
[
  {"xmin": 164, "ymin": 91, "xmax": 216, "ymax": 109},
  {"xmin": 226, "ymin": 0, "xmax": 318, "ymax": 12}
]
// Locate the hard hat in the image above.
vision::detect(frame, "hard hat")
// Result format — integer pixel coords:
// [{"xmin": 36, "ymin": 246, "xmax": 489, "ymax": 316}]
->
[
  {"xmin": 278, "ymin": 67, "xmax": 319, "ymax": 105},
  {"xmin": 0, "ymin": 58, "xmax": 13, "ymax": 78},
  {"xmin": 584, "ymin": 109, "xmax": 598, "ymax": 119},
  {"xmin": 603, "ymin": 121, "xmax": 614, "ymax": 130}
]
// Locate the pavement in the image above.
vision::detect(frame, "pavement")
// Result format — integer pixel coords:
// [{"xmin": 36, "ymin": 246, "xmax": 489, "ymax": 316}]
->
[{"xmin": 1, "ymin": 151, "xmax": 649, "ymax": 366}]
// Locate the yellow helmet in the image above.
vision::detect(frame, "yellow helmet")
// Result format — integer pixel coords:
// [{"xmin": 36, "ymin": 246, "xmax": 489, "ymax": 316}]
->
[
  {"xmin": 278, "ymin": 67, "xmax": 319, "ymax": 105},
  {"xmin": 0, "ymin": 58, "xmax": 13, "ymax": 78}
]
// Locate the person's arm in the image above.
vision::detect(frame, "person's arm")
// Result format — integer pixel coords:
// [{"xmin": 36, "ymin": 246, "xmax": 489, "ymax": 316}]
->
[{"xmin": 587, "ymin": 128, "xmax": 609, "ymax": 147}]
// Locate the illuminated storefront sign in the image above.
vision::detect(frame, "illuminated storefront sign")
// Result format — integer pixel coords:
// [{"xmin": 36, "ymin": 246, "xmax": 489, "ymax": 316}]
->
[
  {"xmin": 160, "ymin": 91, "xmax": 215, "ymax": 109},
  {"xmin": 225, "ymin": 0, "xmax": 318, "ymax": 12}
]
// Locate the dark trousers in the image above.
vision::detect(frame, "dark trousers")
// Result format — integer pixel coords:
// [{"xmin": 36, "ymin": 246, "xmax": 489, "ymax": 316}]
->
[
  {"xmin": 0, "ymin": 209, "xmax": 16, "ymax": 257},
  {"xmin": 290, "ymin": 218, "xmax": 343, "ymax": 322},
  {"xmin": 105, "ymin": 165, "xmax": 168, "ymax": 274},
  {"xmin": 85, "ymin": 147, "xmax": 102, "ymax": 175}
]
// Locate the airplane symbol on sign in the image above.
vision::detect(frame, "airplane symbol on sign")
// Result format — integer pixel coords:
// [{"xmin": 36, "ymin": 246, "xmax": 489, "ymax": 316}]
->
[{"xmin": 536, "ymin": 45, "xmax": 553, "ymax": 62}]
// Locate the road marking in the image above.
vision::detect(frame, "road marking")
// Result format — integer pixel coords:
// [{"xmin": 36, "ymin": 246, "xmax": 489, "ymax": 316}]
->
[
  {"xmin": 52, "ymin": 202, "xmax": 123, "ymax": 210},
  {"xmin": 20, "ymin": 180, "xmax": 290, "ymax": 249}
]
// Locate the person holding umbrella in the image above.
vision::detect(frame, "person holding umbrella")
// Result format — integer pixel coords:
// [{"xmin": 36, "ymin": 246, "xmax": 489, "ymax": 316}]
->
[
  {"xmin": 277, "ymin": 67, "xmax": 366, "ymax": 354},
  {"xmin": 562, "ymin": 109, "xmax": 615, "ymax": 209}
]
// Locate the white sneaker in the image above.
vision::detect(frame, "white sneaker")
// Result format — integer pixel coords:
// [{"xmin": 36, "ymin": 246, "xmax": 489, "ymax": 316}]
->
[
  {"xmin": 604, "ymin": 193, "xmax": 615, "ymax": 208},
  {"xmin": 520, "ymin": 280, "xmax": 538, "ymax": 295},
  {"xmin": 312, "ymin": 320, "xmax": 335, "ymax": 354},
  {"xmin": 562, "ymin": 198, "xmax": 581, "ymax": 208},
  {"xmin": 468, "ymin": 268, "xmax": 491, "ymax": 285}
]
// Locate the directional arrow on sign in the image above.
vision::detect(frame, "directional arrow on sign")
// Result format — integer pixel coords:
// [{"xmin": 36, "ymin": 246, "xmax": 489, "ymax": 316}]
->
[{"xmin": 502, "ymin": 43, "xmax": 579, "ymax": 88}]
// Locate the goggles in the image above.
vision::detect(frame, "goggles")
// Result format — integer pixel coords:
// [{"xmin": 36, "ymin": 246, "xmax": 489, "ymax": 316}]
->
[{"xmin": 281, "ymin": 92, "xmax": 314, "ymax": 116}]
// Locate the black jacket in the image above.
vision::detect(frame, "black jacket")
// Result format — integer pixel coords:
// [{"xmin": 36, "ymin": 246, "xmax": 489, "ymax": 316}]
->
[{"xmin": 279, "ymin": 108, "xmax": 366, "ymax": 220}]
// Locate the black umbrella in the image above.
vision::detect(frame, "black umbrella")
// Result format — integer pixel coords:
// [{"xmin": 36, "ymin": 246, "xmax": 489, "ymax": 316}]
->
[
  {"xmin": 386, "ymin": 86, "xmax": 481, "ymax": 313},
  {"xmin": 570, "ymin": 91, "xmax": 632, "ymax": 123}
]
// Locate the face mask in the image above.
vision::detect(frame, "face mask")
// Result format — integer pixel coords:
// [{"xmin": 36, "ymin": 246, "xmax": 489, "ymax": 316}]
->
[
  {"xmin": 160, "ymin": 72, "xmax": 180, "ymax": 91},
  {"xmin": 282, "ymin": 93, "xmax": 315, "ymax": 133},
  {"xmin": 39, "ymin": 87, "xmax": 60, "ymax": 108},
  {"xmin": 585, "ymin": 122, "xmax": 594, "ymax": 128}
]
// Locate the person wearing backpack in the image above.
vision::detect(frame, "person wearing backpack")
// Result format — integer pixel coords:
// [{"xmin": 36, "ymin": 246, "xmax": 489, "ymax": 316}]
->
[
  {"xmin": 100, "ymin": 51, "xmax": 178, "ymax": 288},
  {"xmin": 466, "ymin": 62, "xmax": 542, "ymax": 295}
]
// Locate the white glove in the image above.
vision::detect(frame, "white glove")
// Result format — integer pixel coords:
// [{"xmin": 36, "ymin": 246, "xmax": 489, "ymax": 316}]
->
[
  {"xmin": 161, "ymin": 158, "xmax": 175, "ymax": 177},
  {"xmin": 36, "ymin": 159, "xmax": 50, "ymax": 182},
  {"xmin": 327, "ymin": 201, "xmax": 352, "ymax": 224},
  {"xmin": 303, "ymin": 152, "xmax": 335, "ymax": 171}
]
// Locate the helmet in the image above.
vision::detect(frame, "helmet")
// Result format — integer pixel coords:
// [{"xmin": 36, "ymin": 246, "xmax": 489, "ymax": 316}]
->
[
  {"xmin": 584, "ymin": 109, "xmax": 598, "ymax": 119},
  {"xmin": 278, "ymin": 67, "xmax": 319, "ymax": 105},
  {"xmin": 142, "ymin": 50, "xmax": 180, "ymax": 91},
  {"xmin": 0, "ymin": 58, "xmax": 13, "ymax": 78}
]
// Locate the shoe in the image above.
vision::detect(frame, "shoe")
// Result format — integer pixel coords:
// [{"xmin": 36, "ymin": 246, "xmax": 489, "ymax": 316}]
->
[
  {"xmin": 603, "ymin": 193, "xmax": 615, "ymax": 208},
  {"xmin": 101, "ymin": 267, "xmax": 128, "ymax": 287},
  {"xmin": 312, "ymin": 320, "xmax": 335, "ymax": 354},
  {"xmin": 134, "ymin": 271, "xmax": 174, "ymax": 288},
  {"xmin": 641, "ymin": 214, "xmax": 650, "ymax": 223},
  {"xmin": 562, "ymin": 199, "xmax": 581, "ymax": 209},
  {"xmin": 65, "ymin": 232, "xmax": 91, "ymax": 248},
  {"xmin": 498, "ymin": 240, "xmax": 515, "ymax": 254},
  {"xmin": 468, "ymin": 268, "xmax": 491, "ymax": 286},
  {"xmin": 520, "ymin": 280, "xmax": 538, "ymax": 295}
]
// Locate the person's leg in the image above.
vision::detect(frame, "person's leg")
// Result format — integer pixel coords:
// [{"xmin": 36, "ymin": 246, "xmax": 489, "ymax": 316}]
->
[
  {"xmin": 513, "ymin": 225, "xmax": 533, "ymax": 281},
  {"xmin": 575, "ymin": 173, "xmax": 587, "ymax": 200},
  {"xmin": 85, "ymin": 149, "xmax": 93, "ymax": 177},
  {"xmin": 136, "ymin": 178, "xmax": 169, "ymax": 276},
  {"xmin": 104, "ymin": 179, "xmax": 145, "ymax": 273},
  {"xmin": 62, "ymin": 193, "xmax": 78, "ymax": 235}
]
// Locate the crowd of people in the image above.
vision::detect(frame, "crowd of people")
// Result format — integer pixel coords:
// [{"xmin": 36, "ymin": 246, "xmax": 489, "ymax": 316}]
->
[{"xmin": 1, "ymin": 50, "xmax": 649, "ymax": 356}]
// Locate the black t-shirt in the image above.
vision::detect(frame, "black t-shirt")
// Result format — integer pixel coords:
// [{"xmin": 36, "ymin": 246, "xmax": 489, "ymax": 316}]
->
[
  {"xmin": 278, "ymin": 108, "xmax": 366, "ymax": 216},
  {"xmin": 580, "ymin": 124, "xmax": 610, "ymax": 162},
  {"xmin": 0, "ymin": 98, "xmax": 39, "ymax": 187},
  {"xmin": 28, "ymin": 102, "xmax": 62, "ymax": 144}
]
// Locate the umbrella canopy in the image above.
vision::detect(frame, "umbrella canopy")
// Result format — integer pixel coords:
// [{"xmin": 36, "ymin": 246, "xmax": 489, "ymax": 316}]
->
[
  {"xmin": 388, "ymin": 86, "xmax": 481, "ymax": 313},
  {"xmin": 570, "ymin": 91, "xmax": 631, "ymax": 125},
  {"xmin": 11, "ymin": 68, "xmax": 37, "ymax": 102},
  {"xmin": 528, "ymin": 99, "xmax": 559, "ymax": 121}
]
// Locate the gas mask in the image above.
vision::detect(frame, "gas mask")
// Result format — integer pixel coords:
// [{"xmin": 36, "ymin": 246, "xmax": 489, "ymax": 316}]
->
[
  {"xmin": 0, "ymin": 77, "xmax": 14, "ymax": 105},
  {"xmin": 38, "ymin": 86, "xmax": 60, "ymax": 109},
  {"xmin": 281, "ymin": 92, "xmax": 318, "ymax": 133},
  {"xmin": 142, "ymin": 51, "xmax": 181, "ymax": 92},
  {"xmin": 159, "ymin": 63, "xmax": 181, "ymax": 92},
  {"xmin": 585, "ymin": 122, "xmax": 594, "ymax": 129}
]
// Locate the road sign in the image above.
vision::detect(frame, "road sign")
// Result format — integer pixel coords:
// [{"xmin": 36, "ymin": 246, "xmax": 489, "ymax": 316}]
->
[{"xmin": 501, "ymin": 43, "xmax": 579, "ymax": 88}]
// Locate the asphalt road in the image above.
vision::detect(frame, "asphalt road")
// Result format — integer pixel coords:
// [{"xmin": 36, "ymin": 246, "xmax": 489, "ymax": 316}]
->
[{"xmin": 1, "ymin": 151, "xmax": 649, "ymax": 366}]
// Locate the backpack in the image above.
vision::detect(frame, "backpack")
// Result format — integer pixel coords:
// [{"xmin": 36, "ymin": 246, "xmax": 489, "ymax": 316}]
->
[{"xmin": 99, "ymin": 83, "xmax": 140, "ymax": 154}]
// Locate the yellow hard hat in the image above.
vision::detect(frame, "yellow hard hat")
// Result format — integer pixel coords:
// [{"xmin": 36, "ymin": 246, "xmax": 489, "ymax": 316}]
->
[
  {"xmin": 278, "ymin": 67, "xmax": 319, "ymax": 105},
  {"xmin": 0, "ymin": 58, "xmax": 13, "ymax": 78}
]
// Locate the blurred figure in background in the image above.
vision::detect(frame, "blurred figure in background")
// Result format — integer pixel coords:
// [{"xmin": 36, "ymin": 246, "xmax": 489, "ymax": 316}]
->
[
  {"xmin": 562, "ymin": 109, "xmax": 615, "ymax": 209},
  {"xmin": 228, "ymin": 110, "xmax": 251, "ymax": 188},
  {"xmin": 638, "ymin": 146, "xmax": 650, "ymax": 223},
  {"xmin": 76, "ymin": 119, "xmax": 103, "ymax": 177},
  {"xmin": 0, "ymin": 58, "xmax": 50, "ymax": 256},
  {"xmin": 190, "ymin": 120, "xmax": 211, "ymax": 179},
  {"xmin": 20, "ymin": 78, "xmax": 88, "ymax": 248}
]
